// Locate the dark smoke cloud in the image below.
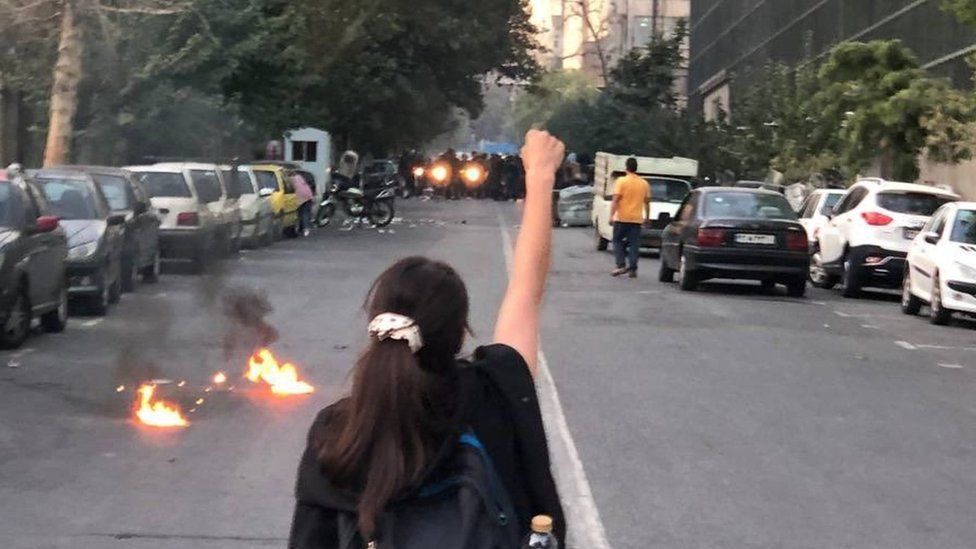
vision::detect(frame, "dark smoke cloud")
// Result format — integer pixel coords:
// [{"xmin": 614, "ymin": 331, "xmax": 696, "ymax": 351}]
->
[{"xmin": 221, "ymin": 286, "xmax": 279, "ymax": 361}]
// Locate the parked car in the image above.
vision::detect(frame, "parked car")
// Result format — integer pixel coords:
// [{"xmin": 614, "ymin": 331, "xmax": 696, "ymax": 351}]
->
[
  {"xmin": 659, "ymin": 187, "xmax": 810, "ymax": 296},
  {"xmin": 902, "ymin": 202, "xmax": 976, "ymax": 325},
  {"xmin": 151, "ymin": 163, "xmax": 241, "ymax": 254},
  {"xmin": 734, "ymin": 180, "xmax": 786, "ymax": 194},
  {"xmin": 30, "ymin": 169, "xmax": 125, "ymax": 315},
  {"xmin": 127, "ymin": 164, "xmax": 220, "ymax": 273},
  {"xmin": 797, "ymin": 189, "xmax": 846, "ymax": 285},
  {"xmin": 220, "ymin": 166, "xmax": 275, "ymax": 247},
  {"xmin": 0, "ymin": 168, "xmax": 68, "ymax": 348},
  {"xmin": 59, "ymin": 166, "xmax": 161, "ymax": 291},
  {"xmin": 555, "ymin": 184, "xmax": 593, "ymax": 227},
  {"xmin": 815, "ymin": 179, "xmax": 958, "ymax": 297},
  {"xmin": 250, "ymin": 164, "xmax": 300, "ymax": 238}
]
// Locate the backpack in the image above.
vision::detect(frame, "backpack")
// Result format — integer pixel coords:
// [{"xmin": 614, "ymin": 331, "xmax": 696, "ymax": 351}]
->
[{"xmin": 335, "ymin": 431, "xmax": 521, "ymax": 549}]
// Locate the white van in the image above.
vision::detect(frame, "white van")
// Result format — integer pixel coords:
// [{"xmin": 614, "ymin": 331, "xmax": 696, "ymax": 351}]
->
[{"xmin": 591, "ymin": 153, "xmax": 698, "ymax": 251}]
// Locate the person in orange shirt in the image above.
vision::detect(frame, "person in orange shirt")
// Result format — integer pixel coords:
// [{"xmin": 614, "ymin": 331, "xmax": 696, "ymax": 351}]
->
[{"xmin": 610, "ymin": 157, "xmax": 651, "ymax": 278}]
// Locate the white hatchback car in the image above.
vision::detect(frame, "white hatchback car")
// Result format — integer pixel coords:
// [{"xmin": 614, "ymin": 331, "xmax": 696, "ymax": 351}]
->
[
  {"xmin": 220, "ymin": 165, "xmax": 275, "ymax": 247},
  {"xmin": 902, "ymin": 202, "xmax": 976, "ymax": 325},
  {"xmin": 816, "ymin": 179, "xmax": 958, "ymax": 297}
]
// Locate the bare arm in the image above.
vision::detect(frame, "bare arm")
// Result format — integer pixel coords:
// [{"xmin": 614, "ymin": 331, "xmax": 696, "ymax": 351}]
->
[
  {"xmin": 493, "ymin": 130, "xmax": 565, "ymax": 376},
  {"xmin": 610, "ymin": 194, "xmax": 621, "ymax": 222}
]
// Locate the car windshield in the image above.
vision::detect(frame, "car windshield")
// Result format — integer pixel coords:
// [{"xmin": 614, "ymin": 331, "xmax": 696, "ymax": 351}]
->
[
  {"xmin": 254, "ymin": 171, "xmax": 278, "ymax": 192},
  {"xmin": 137, "ymin": 172, "xmax": 191, "ymax": 198},
  {"xmin": 92, "ymin": 174, "xmax": 132, "ymax": 211},
  {"xmin": 190, "ymin": 170, "xmax": 223, "ymax": 203},
  {"xmin": 703, "ymin": 192, "xmax": 798, "ymax": 220},
  {"xmin": 646, "ymin": 178, "xmax": 690, "ymax": 204},
  {"xmin": 877, "ymin": 191, "xmax": 954, "ymax": 216},
  {"xmin": 222, "ymin": 170, "xmax": 252, "ymax": 197},
  {"xmin": 0, "ymin": 182, "xmax": 25, "ymax": 228},
  {"xmin": 37, "ymin": 178, "xmax": 101, "ymax": 220},
  {"xmin": 951, "ymin": 210, "xmax": 976, "ymax": 244},
  {"xmin": 821, "ymin": 193, "xmax": 843, "ymax": 215}
]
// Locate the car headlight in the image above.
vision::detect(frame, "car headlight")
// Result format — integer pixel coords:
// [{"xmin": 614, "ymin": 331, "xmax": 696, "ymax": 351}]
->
[
  {"xmin": 67, "ymin": 241, "xmax": 99, "ymax": 260},
  {"xmin": 954, "ymin": 261, "xmax": 976, "ymax": 281}
]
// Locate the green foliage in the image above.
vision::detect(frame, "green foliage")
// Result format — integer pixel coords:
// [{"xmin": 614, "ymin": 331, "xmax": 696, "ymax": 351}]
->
[
  {"xmin": 607, "ymin": 20, "xmax": 688, "ymax": 110},
  {"xmin": 512, "ymin": 71, "xmax": 599, "ymax": 137},
  {"xmin": 943, "ymin": 0, "xmax": 976, "ymax": 26},
  {"xmin": 810, "ymin": 40, "xmax": 974, "ymax": 181}
]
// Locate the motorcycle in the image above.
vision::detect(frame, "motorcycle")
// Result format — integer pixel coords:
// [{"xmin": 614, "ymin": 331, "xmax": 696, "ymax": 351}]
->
[{"xmin": 316, "ymin": 180, "xmax": 397, "ymax": 228}]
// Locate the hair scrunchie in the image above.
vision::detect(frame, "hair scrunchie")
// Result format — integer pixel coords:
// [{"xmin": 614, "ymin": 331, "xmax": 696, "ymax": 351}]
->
[{"xmin": 368, "ymin": 313, "xmax": 424, "ymax": 354}]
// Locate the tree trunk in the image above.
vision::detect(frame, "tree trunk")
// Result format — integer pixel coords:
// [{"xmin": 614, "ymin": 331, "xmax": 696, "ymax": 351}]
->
[{"xmin": 43, "ymin": 1, "xmax": 83, "ymax": 167}]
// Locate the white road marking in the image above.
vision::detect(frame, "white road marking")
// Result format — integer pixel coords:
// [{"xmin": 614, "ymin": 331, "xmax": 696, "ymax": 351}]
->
[
  {"xmin": 80, "ymin": 319, "xmax": 103, "ymax": 328},
  {"xmin": 938, "ymin": 363, "xmax": 964, "ymax": 369},
  {"xmin": 498, "ymin": 211, "xmax": 611, "ymax": 549},
  {"xmin": 861, "ymin": 324, "xmax": 880, "ymax": 329},
  {"xmin": 895, "ymin": 341, "xmax": 918, "ymax": 350},
  {"xmin": 833, "ymin": 310, "xmax": 900, "ymax": 320},
  {"xmin": 833, "ymin": 310, "xmax": 851, "ymax": 317},
  {"xmin": 917, "ymin": 343, "xmax": 976, "ymax": 352}
]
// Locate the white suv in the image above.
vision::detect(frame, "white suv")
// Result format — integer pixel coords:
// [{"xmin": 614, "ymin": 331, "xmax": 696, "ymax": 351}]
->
[
  {"xmin": 902, "ymin": 202, "xmax": 976, "ymax": 325},
  {"xmin": 816, "ymin": 179, "xmax": 958, "ymax": 297}
]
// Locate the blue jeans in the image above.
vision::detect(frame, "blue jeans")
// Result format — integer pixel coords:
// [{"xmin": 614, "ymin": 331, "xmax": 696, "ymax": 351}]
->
[
  {"xmin": 298, "ymin": 201, "xmax": 312, "ymax": 232},
  {"xmin": 613, "ymin": 222, "xmax": 642, "ymax": 271}
]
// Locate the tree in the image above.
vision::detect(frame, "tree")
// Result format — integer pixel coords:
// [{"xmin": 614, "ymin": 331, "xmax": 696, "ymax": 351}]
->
[
  {"xmin": 607, "ymin": 19, "xmax": 688, "ymax": 110},
  {"xmin": 512, "ymin": 70, "xmax": 599, "ymax": 137},
  {"xmin": 943, "ymin": 0, "xmax": 976, "ymax": 26},
  {"xmin": 811, "ymin": 40, "xmax": 974, "ymax": 180}
]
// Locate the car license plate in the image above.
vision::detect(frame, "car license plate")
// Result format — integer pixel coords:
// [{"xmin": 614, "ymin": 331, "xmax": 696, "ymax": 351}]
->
[
  {"xmin": 735, "ymin": 233, "xmax": 775, "ymax": 245},
  {"xmin": 903, "ymin": 228, "xmax": 920, "ymax": 240}
]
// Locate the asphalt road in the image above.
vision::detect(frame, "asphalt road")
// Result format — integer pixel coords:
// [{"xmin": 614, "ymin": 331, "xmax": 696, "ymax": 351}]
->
[{"xmin": 1, "ymin": 199, "xmax": 975, "ymax": 549}]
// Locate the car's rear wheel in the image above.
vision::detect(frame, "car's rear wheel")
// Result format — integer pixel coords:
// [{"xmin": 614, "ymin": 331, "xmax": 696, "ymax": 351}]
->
[
  {"xmin": 0, "ymin": 285, "xmax": 30, "ymax": 349},
  {"xmin": 595, "ymin": 226, "xmax": 609, "ymax": 251},
  {"xmin": 901, "ymin": 269, "xmax": 922, "ymax": 315},
  {"xmin": 141, "ymin": 250, "xmax": 161, "ymax": 283},
  {"xmin": 786, "ymin": 277, "xmax": 807, "ymax": 298},
  {"xmin": 841, "ymin": 256, "xmax": 861, "ymax": 298},
  {"xmin": 809, "ymin": 251, "xmax": 838, "ymax": 289},
  {"xmin": 930, "ymin": 273, "xmax": 952, "ymax": 326},
  {"xmin": 658, "ymin": 256, "xmax": 675, "ymax": 283},
  {"xmin": 677, "ymin": 252, "xmax": 698, "ymax": 291},
  {"xmin": 41, "ymin": 284, "xmax": 68, "ymax": 333}
]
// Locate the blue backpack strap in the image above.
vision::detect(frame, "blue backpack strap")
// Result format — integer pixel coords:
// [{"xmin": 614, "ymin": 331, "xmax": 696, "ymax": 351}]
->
[{"xmin": 458, "ymin": 430, "xmax": 517, "ymax": 527}]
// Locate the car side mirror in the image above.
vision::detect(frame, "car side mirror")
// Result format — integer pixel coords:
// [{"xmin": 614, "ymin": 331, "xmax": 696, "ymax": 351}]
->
[
  {"xmin": 923, "ymin": 231, "xmax": 940, "ymax": 245},
  {"xmin": 258, "ymin": 187, "xmax": 274, "ymax": 198},
  {"xmin": 107, "ymin": 214, "xmax": 126, "ymax": 226},
  {"xmin": 134, "ymin": 202, "xmax": 148, "ymax": 215},
  {"xmin": 31, "ymin": 215, "xmax": 60, "ymax": 234}
]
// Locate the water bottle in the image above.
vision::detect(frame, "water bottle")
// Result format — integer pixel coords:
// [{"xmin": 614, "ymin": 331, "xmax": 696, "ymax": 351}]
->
[{"xmin": 521, "ymin": 515, "xmax": 558, "ymax": 549}]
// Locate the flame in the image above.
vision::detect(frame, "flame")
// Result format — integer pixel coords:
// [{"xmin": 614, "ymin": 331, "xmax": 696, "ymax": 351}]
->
[
  {"xmin": 135, "ymin": 384, "xmax": 188, "ymax": 427},
  {"xmin": 246, "ymin": 348, "xmax": 314, "ymax": 395},
  {"xmin": 213, "ymin": 372, "xmax": 227, "ymax": 384}
]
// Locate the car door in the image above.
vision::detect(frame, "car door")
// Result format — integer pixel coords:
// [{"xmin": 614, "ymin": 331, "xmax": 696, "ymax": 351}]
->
[
  {"xmin": 22, "ymin": 184, "xmax": 62, "ymax": 308},
  {"xmin": 280, "ymin": 170, "xmax": 299, "ymax": 225},
  {"xmin": 913, "ymin": 207, "xmax": 948, "ymax": 300},
  {"xmin": 820, "ymin": 186, "xmax": 867, "ymax": 265},
  {"xmin": 796, "ymin": 193, "xmax": 817, "ymax": 239},
  {"xmin": 662, "ymin": 192, "xmax": 696, "ymax": 266}
]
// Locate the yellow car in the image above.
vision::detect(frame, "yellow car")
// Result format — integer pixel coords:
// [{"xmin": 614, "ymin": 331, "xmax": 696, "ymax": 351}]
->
[{"xmin": 250, "ymin": 164, "xmax": 300, "ymax": 238}]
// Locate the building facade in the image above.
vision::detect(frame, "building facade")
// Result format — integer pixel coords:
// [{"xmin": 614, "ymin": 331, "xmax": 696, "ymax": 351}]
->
[
  {"xmin": 689, "ymin": 0, "xmax": 976, "ymax": 120},
  {"xmin": 531, "ymin": 0, "xmax": 690, "ymax": 89}
]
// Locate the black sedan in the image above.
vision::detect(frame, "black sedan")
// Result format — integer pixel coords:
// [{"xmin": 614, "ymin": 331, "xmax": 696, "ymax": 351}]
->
[
  {"xmin": 30, "ymin": 169, "xmax": 126, "ymax": 315},
  {"xmin": 0, "ymin": 169, "xmax": 68, "ymax": 348},
  {"xmin": 659, "ymin": 188, "xmax": 811, "ymax": 297},
  {"xmin": 60, "ymin": 166, "xmax": 161, "ymax": 291}
]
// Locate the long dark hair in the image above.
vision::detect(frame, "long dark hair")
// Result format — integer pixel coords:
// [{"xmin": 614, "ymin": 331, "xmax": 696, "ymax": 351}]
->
[{"xmin": 318, "ymin": 256, "xmax": 470, "ymax": 538}]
